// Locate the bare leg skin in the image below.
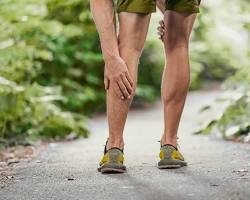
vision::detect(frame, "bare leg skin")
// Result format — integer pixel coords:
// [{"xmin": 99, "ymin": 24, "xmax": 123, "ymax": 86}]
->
[
  {"xmin": 106, "ymin": 13, "xmax": 151, "ymax": 150},
  {"xmin": 160, "ymin": 11, "xmax": 197, "ymax": 147}
]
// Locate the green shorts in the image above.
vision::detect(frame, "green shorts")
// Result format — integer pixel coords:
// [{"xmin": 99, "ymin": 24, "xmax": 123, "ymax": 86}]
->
[{"xmin": 116, "ymin": 0, "xmax": 201, "ymax": 14}]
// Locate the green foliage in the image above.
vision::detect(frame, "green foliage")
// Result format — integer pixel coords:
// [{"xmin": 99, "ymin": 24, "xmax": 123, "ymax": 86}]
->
[
  {"xmin": 0, "ymin": 78, "xmax": 89, "ymax": 146},
  {"xmin": 137, "ymin": 40, "xmax": 165, "ymax": 102},
  {"xmin": 41, "ymin": 0, "xmax": 105, "ymax": 113},
  {"xmin": 194, "ymin": 1, "xmax": 250, "ymax": 141},
  {"xmin": 189, "ymin": 1, "xmax": 249, "ymax": 89},
  {"xmin": 195, "ymin": 92, "xmax": 250, "ymax": 141},
  {"xmin": 0, "ymin": 0, "xmax": 89, "ymax": 147},
  {"xmin": 1, "ymin": 0, "xmax": 249, "ymax": 146}
]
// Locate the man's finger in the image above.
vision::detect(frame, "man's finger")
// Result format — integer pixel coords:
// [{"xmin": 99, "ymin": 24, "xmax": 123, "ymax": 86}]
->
[
  {"xmin": 121, "ymin": 74, "xmax": 133, "ymax": 95},
  {"xmin": 160, "ymin": 20, "xmax": 164, "ymax": 27},
  {"xmin": 104, "ymin": 77, "xmax": 109, "ymax": 90},
  {"xmin": 125, "ymin": 71, "xmax": 134, "ymax": 87},
  {"xmin": 158, "ymin": 31, "xmax": 164, "ymax": 36},
  {"xmin": 157, "ymin": 26, "xmax": 164, "ymax": 31},
  {"xmin": 117, "ymin": 79, "xmax": 129, "ymax": 99},
  {"xmin": 114, "ymin": 83, "xmax": 124, "ymax": 100},
  {"xmin": 159, "ymin": 36, "xmax": 163, "ymax": 41}
]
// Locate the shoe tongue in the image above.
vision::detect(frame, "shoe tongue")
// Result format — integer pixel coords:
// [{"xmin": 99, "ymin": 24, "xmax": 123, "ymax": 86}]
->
[
  {"xmin": 109, "ymin": 147, "xmax": 124, "ymax": 153},
  {"xmin": 104, "ymin": 138, "xmax": 124, "ymax": 153},
  {"xmin": 161, "ymin": 144, "xmax": 178, "ymax": 151}
]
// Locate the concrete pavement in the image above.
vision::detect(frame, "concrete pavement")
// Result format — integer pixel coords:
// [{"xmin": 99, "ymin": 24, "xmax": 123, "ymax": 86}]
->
[{"xmin": 1, "ymin": 90, "xmax": 250, "ymax": 200}]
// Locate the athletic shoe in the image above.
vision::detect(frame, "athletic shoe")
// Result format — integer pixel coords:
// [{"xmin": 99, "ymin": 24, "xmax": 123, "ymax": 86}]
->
[
  {"xmin": 158, "ymin": 144, "xmax": 187, "ymax": 169},
  {"xmin": 98, "ymin": 140, "xmax": 126, "ymax": 173}
]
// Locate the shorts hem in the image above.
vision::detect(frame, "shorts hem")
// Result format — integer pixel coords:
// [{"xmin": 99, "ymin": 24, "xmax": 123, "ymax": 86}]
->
[
  {"xmin": 117, "ymin": 6, "xmax": 156, "ymax": 14},
  {"xmin": 165, "ymin": 7, "xmax": 200, "ymax": 14}
]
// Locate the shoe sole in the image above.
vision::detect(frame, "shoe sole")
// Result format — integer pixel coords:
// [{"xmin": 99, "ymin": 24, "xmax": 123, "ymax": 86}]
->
[
  {"xmin": 158, "ymin": 160, "xmax": 187, "ymax": 169},
  {"xmin": 99, "ymin": 167, "xmax": 126, "ymax": 173},
  {"xmin": 98, "ymin": 164, "xmax": 126, "ymax": 174},
  {"xmin": 158, "ymin": 164, "xmax": 184, "ymax": 169}
]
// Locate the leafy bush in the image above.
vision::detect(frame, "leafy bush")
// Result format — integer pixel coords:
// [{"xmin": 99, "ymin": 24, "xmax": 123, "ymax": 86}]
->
[
  {"xmin": 194, "ymin": 1, "xmax": 250, "ymax": 142},
  {"xmin": 40, "ymin": 0, "xmax": 106, "ymax": 114},
  {"xmin": 136, "ymin": 40, "xmax": 165, "ymax": 103},
  {"xmin": 1, "ymin": 0, "xmax": 249, "ymax": 147},
  {"xmin": 0, "ymin": 0, "xmax": 89, "ymax": 147},
  {"xmin": 189, "ymin": 1, "xmax": 248, "ymax": 89}
]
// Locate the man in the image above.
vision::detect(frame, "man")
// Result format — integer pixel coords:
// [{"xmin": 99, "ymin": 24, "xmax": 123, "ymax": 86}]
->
[{"xmin": 90, "ymin": 0, "xmax": 201, "ymax": 173}]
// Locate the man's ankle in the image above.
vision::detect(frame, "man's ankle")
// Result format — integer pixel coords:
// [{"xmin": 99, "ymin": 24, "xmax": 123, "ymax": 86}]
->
[
  {"xmin": 160, "ymin": 138, "xmax": 177, "ymax": 148},
  {"xmin": 107, "ymin": 139, "xmax": 124, "ymax": 150}
]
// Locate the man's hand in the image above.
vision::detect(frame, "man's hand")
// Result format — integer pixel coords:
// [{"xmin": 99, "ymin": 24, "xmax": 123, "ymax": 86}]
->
[
  {"xmin": 104, "ymin": 56, "xmax": 134, "ymax": 100},
  {"xmin": 90, "ymin": 0, "xmax": 134, "ymax": 100},
  {"xmin": 157, "ymin": 20, "xmax": 165, "ymax": 41}
]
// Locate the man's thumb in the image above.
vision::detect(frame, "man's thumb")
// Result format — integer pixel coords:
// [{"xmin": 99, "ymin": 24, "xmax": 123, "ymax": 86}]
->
[{"xmin": 104, "ymin": 77, "xmax": 109, "ymax": 90}]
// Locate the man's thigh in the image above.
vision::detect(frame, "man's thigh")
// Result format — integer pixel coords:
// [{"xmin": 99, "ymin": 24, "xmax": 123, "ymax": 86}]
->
[
  {"xmin": 118, "ymin": 12, "xmax": 151, "ymax": 83},
  {"xmin": 114, "ymin": 0, "xmax": 154, "ymax": 56},
  {"xmin": 165, "ymin": 0, "xmax": 201, "ymax": 13},
  {"xmin": 116, "ymin": 0, "xmax": 156, "ymax": 14},
  {"xmin": 164, "ymin": 11, "xmax": 196, "ymax": 41},
  {"xmin": 118, "ymin": 13, "xmax": 151, "ymax": 53}
]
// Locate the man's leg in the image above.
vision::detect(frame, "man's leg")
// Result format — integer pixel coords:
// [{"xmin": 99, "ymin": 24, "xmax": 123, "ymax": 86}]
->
[
  {"xmin": 160, "ymin": 11, "xmax": 197, "ymax": 146},
  {"xmin": 106, "ymin": 12, "xmax": 151, "ymax": 150}
]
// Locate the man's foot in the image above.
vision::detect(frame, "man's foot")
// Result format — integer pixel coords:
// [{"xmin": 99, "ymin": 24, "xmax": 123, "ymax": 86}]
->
[
  {"xmin": 158, "ymin": 144, "xmax": 187, "ymax": 169},
  {"xmin": 98, "ymin": 140, "xmax": 126, "ymax": 173}
]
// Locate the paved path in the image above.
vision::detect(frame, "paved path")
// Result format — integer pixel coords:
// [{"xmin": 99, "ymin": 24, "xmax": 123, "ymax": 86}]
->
[{"xmin": 1, "ymin": 90, "xmax": 250, "ymax": 200}]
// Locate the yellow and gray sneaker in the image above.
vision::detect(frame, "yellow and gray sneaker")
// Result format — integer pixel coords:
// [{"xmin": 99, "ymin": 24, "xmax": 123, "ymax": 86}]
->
[
  {"xmin": 158, "ymin": 144, "xmax": 187, "ymax": 169},
  {"xmin": 98, "ymin": 141, "xmax": 126, "ymax": 173}
]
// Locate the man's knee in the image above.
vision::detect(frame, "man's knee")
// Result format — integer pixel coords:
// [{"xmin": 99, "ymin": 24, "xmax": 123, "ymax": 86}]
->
[
  {"xmin": 119, "ymin": 41, "xmax": 144, "ymax": 58},
  {"xmin": 163, "ymin": 13, "xmax": 193, "ymax": 52},
  {"xmin": 118, "ymin": 24, "xmax": 149, "ymax": 57},
  {"xmin": 163, "ymin": 31, "xmax": 189, "ymax": 52}
]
